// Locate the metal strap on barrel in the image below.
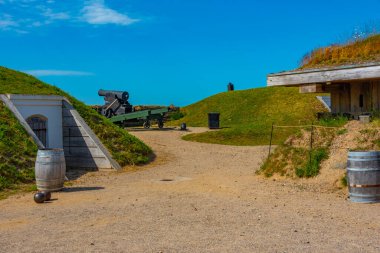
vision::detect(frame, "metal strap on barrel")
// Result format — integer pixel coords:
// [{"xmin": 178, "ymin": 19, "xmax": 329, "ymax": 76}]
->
[
  {"xmin": 347, "ymin": 167, "xmax": 380, "ymax": 171},
  {"xmin": 348, "ymin": 158, "xmax": 380, "ymax": 161},
  {"xmin": 349, "ymin": 184, "xmax": 380, "ymax": 188}
]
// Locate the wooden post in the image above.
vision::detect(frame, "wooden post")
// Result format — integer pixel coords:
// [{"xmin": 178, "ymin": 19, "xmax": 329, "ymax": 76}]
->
[
  {"xmin": 268, "ymin": 122, "xmax": 274, "ymax": 161},
  {"xmin": 309, "ymin": 122, "xmax": 314, "ymax": 168}
]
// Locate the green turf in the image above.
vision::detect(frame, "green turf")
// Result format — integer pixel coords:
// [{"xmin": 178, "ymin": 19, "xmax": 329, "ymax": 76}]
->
[
  {"xmin": 0, "ymin": 66, "xmax": 152, "ymax": 191},
  {"xmin": 173, "ymin": 86, "xmax": 328, "ymax": 146},
  {"xmin": 0, "ymin": 104, "xmax": 37, "ymax": 190}
]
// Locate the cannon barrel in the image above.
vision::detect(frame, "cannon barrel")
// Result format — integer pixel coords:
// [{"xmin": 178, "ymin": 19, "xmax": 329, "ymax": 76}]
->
[{"xmin": 98, "ymin": 89, "xmax": 129, "ymax": 101}]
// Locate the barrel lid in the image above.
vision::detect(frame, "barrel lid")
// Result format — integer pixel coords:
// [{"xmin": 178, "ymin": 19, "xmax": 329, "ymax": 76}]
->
[{"xmin": 348, "ymin": 150, "xmax": 380, "ymax": 156}]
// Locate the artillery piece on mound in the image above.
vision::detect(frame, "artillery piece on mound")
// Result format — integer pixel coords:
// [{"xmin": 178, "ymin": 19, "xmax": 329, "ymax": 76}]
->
[{"xmin": 98, "ymin": 89, "xmax": 169, "ymax": 129}]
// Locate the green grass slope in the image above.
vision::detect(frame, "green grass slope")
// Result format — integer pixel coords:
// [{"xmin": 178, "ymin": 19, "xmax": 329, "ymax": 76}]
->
[
  {"xmin": 176, "ymin": 86, "xmax": 327, "ymax": 146},
  {"xmin": 0, "ymin": 66, "xmax": 152, "ymax": 190},
  {"xmin": 0, "ymin": 103, "xmax": 37, "ymax": 190}
]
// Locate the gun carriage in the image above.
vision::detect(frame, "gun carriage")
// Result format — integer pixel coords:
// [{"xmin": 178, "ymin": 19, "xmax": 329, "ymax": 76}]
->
[{"xmin": 98, "ymin": 89, "xmax": 169, "ymax": 129}]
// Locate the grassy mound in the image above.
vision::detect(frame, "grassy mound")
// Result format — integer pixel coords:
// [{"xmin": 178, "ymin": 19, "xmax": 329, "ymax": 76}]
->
[
  {"xmin": 300, "ymin": 34, "xmax": 380, "ymax": 69},
  {"xmin": 174, "ymin": 86, "xmax": 327, "ymax": 146},
  {"xmin": 0, "ymin": 104, "xmax": 37, "ymax": 190},
  {"xmin": 0, "ymin": 66, "xmax": 152, "ymax": 190}
]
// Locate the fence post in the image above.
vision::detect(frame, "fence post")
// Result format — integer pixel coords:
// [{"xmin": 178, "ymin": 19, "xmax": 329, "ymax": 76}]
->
[
  {"xmin": 309, "ymin": 122, "xmax": 314, "ymax": 168},
  {"xmin": 268, "ymin": 122, "xmax": 274, "ymax": 161}
]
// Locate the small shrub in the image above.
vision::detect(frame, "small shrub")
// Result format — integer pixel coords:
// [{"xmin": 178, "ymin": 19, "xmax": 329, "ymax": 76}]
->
[
  {"xmin": 295, "ymin": 148, "xmax": 328, "ymax": 178},
  {"xmin": 336, "ymin": 128, "xmax": 348, "ymax": 135},
  {"xmin": 341, "ymin": 174, "xmax": 348, "ymax": 187},
  {"xmin": 169, "ymin": 111, "xmax": 185, "ymax": 121},
  {"xmin": 317, "ymin": 115, "xmax": 348, "ymax": 127}
]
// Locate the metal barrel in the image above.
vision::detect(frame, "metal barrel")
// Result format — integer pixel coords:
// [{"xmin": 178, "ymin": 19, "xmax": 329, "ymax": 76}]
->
[
  {"xmin": 347, "ymin": 151, "xmax": 380, "ymax": 203},
  {"xmin": 98, "ymin": 89, "xmax": 129, "ymax": 101},
  {"xmin": 180, "ymin": 123, "xmax": 187, "ymax": 131},
  {"xmin": 208, "ymin": 112, "xmax": 220, "ymax": 129},
  {"xmin": 35, "ymin": 149, "xmax": 66, "ymax": 192}
]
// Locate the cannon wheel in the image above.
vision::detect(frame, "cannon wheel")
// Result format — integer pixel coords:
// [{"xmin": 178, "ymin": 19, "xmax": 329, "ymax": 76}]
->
[
  {"xmin": 158, "ymin": 119, "xmax": 164, "ymax": 129},
  {"xmin": 143, "ymin": 120, "xmax": 151, "ymax": 129}
]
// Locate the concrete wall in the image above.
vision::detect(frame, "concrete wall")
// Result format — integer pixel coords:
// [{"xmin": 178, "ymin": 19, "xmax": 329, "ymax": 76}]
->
[
  {"xmin": 7, "ymin": 94, "xmax": 63, "ymax": 148},
  {"xmin": 62, "ymin": 100, "xmax": 120, "ymax": 170}
]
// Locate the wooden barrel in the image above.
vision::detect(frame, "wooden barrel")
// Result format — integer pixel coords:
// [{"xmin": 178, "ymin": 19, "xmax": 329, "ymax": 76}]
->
[
  {"xmin": 35, "ymin": 149, "xmax": 66, "ymax": 192},
  {"xmin": 347, "ymin": 151, "xmax": 380, "ymax": 203}
]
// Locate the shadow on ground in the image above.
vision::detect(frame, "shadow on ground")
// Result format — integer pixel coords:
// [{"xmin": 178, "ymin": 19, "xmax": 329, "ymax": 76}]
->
[
  {"xmin": 62, "ymin": 186, "xmax": 105, "ymax": 193},
  {"xmin": 126, "ymin": 127, "xmax": 177, "ymax": 132},
  {"xmin": 66, "ymin": 168, "xmax": 98, "ymax": 181}
]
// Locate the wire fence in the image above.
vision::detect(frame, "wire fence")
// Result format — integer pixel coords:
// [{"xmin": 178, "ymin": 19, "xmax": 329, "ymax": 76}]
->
[
  {"xmin": 263, "ymin": 121, "xmax": 380, "ymax": 177},
  {"xmin": 267, "ymin": 122, "xmax": 341, "ymax": 160},
  {"xmin": 265, "ymin": 122, "xmax": 380, "ymax": 175}
]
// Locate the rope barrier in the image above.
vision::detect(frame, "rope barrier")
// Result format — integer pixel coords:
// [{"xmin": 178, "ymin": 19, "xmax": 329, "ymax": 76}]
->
[
  {"xmin": 274, "ymin": 125, "xmax": 380, "ymax": 130},
  {"xmin": 273, "ymin": 125, "xmax": 341, "ymax": 129}
]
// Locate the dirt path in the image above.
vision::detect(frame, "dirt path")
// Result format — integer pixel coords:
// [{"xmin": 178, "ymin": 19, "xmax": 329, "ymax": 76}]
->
[{"xmin": 0, "ymin": 127, "xmax": 379, "ymax": 253}]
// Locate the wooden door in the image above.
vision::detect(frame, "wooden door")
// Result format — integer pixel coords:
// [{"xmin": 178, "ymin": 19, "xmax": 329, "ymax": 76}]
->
[{"xmin": 27, "ymin": 116, "xmax": 47, "ymax": 147}]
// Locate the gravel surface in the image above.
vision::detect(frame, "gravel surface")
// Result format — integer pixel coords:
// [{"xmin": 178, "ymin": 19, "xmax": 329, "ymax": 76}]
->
[{"xmin": 0, "ymin": 127, "xmax": 379, "ymax": 253}]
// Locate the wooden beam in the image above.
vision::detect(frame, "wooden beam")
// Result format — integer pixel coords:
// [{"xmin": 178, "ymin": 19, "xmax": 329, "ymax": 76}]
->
[
  {"xmin": 0, "ymin": 94, "xmax": 45, "ymax": 149},
  {"xmin": 299, "ymin": 84, "xmax": 325, "ymax": 93},
  {"xmin": 267, "ymin": 63, "xmax": 380, "ymax": 87}
]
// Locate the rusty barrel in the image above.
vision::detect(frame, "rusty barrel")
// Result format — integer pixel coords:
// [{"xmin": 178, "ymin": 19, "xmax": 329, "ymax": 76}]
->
[
  {"xmin": 35, "ymin": 149, "xmax": 66, "ymax": 192},
  {"xmin": 347, "ymin": 151, "xmax": 380, "ymax": 203}
]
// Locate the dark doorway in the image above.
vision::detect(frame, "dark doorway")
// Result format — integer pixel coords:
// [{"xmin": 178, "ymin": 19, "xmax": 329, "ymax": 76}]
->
[{"xmin": 27, "ymin": 115, "xmax": 47, "ymax": 147}]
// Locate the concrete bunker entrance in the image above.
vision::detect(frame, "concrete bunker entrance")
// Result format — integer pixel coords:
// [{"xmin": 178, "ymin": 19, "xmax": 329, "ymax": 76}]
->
[{"xmin": 0, "ymin": 94, "xmax": 121, "ymax": 170}]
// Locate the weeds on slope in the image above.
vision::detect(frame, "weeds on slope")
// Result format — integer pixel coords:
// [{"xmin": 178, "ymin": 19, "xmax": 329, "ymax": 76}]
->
[
  {"xmin": 0, "ymin": 103, "xmax": 37, "ymax": 190},
  {"xmin": 258, "ymin": 120, "xmax": 345, "ymax": 178},
  {"xmin": 300, "ymin": 33, "xmax": 380, "ymax": 69}
]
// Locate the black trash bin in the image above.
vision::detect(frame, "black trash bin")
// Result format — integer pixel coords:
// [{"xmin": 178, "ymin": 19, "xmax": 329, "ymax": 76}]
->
[{"xmin": 208, "ymin": 112, "xmax": 220, "ymax": 129}]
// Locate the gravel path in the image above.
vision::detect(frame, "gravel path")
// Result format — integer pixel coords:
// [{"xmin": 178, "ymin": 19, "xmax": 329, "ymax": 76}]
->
[{"xmin": 0, "ymin": 127, "xmax": 379, "ymax": 253}]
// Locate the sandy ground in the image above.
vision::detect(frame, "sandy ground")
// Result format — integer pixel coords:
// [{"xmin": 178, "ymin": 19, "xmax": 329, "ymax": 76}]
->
[{"xmin": 0, "ymin": 127, "xmax": 379, "ymax": 253}]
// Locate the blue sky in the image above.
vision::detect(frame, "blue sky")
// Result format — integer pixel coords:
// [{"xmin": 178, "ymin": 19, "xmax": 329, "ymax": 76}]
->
[{"xmin": 0, "ymin": 0, "xmax": 379, "ymax": 106}]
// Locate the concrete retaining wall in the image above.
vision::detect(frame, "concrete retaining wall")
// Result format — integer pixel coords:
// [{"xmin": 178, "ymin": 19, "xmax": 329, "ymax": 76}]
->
[{"xmin": 62, "ymin": 99, "xmax": 121, "ymax": 170}]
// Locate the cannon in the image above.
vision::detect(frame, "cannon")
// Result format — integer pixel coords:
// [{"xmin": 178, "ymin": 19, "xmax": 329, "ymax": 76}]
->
[
  {"xmin": 98, "ymin": 89, "xmax": 133, "ymax": 118},
  {"xmin": 98, "ymin": 89, "xmax": 169, "ymax": 129}
]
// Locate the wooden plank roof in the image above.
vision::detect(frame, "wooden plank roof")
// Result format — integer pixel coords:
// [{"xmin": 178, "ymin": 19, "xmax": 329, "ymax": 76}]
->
[{"xmin": 267, "ymin": 62, "xmax": 380, "ymax": 87}]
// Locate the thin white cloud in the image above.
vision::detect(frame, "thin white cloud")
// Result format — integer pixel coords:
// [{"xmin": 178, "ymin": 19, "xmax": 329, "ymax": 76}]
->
[
  {"xmin": 24, "ymin": 70, "xmax": 94, "ymax": 77},
  {"xmin": 42, "ymin": 8, "xmax": 70, "ymax": 21},
  {"xmin": 81, "ymin": 0, "xmax": 138, "ymax": 26},
  {"xmin": 0, "ymin": 14, "xmax": 18, "ymax": 29},
  {"xmin": 0, "ymin": 0, "xmax": 140, "ymax": 33}
]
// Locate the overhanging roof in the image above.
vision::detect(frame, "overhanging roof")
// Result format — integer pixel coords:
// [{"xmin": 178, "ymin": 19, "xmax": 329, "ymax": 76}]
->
[{"xmin": 267, "ymin": 62, "xmax": 380, "ymax": 87}]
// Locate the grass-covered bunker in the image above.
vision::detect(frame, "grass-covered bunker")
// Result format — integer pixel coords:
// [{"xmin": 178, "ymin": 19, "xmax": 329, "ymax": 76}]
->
[
  {"xmin": 1, "ymin": 94, "xmax": 120, "ymax": 170},
  {"xmin": 0, "ymin": 66, "xmax": 152, "ymax": 191},
  {"xmin": 267, "ymin": 63, "xmax": 380, "ymax": 116},
  {"xmin": 268, "ymin": 34, "xmax": 380, "ymax": 116}
]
